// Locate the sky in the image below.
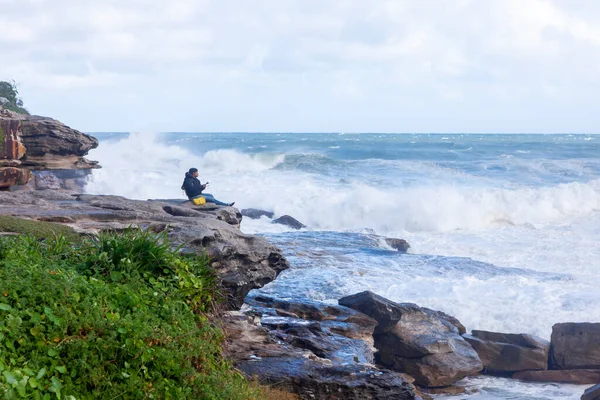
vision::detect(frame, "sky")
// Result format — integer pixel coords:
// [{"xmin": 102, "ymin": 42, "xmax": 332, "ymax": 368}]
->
[{"xmin": 1, "ymin": 0, "xmax": 600, "ymax": 133}]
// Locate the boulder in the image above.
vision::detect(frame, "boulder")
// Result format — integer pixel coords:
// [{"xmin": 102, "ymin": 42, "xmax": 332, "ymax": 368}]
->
[
  {"xmin": 339, "ymin": 291, "xmax": 406, "ymax": 330},
  {"xmin": 582, "ymin": 384, "xmax": 600, "ymax": 400},
  {"xmin": 339, "ymin": 291, "xmax": 481, "ymax": 387},
  {"xmin": 550, "ymin": 323, "xmax": 600, "ymax": 369},
  {"xmin": 241, "ymin": 208, "xmax": 274, "ymax": 219},
  {"xmin": 385, "ymin": 238, "xmax": 410, "ymax": 252},
  {"xmin": 513, "ymin": 369, "xmax": 600, "ymax": 385},
  {"xmin": 272, "ymin": 215, "xmax": 305, "ymax": 229},
  {"xmin": 463, "ymin": 330, "xmax": 549, "ymax": 373},
  {"xmin": 35, "ymin": 171, "xmax": 62, "ymax": 190},
  {"xmin": 0, "ymin": 167, "xmax": 30, "ymax": 188}
]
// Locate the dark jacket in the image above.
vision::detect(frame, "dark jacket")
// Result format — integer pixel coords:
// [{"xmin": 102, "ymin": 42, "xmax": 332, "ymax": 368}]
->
[{"xmin": 182, "ymin": 172, "xmax": 203, "ymax": 198}]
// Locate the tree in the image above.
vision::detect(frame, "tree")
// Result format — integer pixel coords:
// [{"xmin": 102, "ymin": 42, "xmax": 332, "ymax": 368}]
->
[{"xmin": 0, "ymin": 80, "xmax": 29, "ymax": 114}]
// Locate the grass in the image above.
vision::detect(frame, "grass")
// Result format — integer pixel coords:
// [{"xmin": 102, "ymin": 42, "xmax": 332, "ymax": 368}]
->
[
  {"xmin": 0, "ymin": 216, "xmax": 77, "ymax": 240},
  {"xmin": 0, "ymin": 228, "xmax": 295, "ymax": 399}
]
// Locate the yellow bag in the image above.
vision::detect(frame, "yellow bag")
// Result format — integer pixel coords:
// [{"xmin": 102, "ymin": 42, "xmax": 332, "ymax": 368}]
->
[{"xmin": 192, "ymin": 196, "xmax": 206, "ymax": 205}]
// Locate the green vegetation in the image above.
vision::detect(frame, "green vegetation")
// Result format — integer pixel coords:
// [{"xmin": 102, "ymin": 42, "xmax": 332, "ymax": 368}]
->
[
  {"xmin": 0, "ymin": 228, "xmax": 284, "ymax": 399},
  {"xmin": 0, "ymin": 216, "xmax": 77, "ymax": 240},
  {"xmin": 0, "ymin": 81, "xmax": 29, "ymax": 115}
]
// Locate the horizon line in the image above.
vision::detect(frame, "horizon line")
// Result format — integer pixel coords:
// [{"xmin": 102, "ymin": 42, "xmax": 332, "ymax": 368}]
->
[{"xmin": 85, "ymin": 131, "xmax": 600, "ymax": 135}]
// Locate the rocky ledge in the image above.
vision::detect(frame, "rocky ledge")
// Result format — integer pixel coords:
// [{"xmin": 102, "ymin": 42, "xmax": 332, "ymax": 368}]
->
[
  {"xmin": 0, "ymin": 192, "xmax": 289, "ymax": 309},
  {"xmin": 0, "ymin": 107, "xmax": 98, "ymax": 189},
  {"xmin": 223, "ymin": 290, "xmax": 600, "ymax": 399}
]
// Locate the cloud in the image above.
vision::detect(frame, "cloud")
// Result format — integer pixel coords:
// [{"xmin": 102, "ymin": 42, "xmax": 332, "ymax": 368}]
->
[{"xmin": 0, "ymin": 0, "xmax": 599, "ymax": 132}]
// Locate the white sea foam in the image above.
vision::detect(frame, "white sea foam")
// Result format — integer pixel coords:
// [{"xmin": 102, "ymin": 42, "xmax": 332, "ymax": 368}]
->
[{"xmin": 87, "ymin": 133, "xmax": 600, "ymax": 234}]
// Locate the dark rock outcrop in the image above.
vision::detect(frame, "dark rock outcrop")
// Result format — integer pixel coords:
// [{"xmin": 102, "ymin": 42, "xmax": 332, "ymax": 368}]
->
[
  {"xmin": 224, "ymin": 296, "xmax": 422, "ymax": 400},
  {"xmin": 464, "ymin": 330, "xmax": 549, "ymax": 373},
  {"xmin": 582, "ymin": 384, "xmax": 600, "ymax": 400},
  {"xmin": 241, "ymin": 208, "xmax": 274, "ymax": 219},
  {"xmin": 272, "ymin": 215, "xmax": 305, "ymax": 229},
  {"xmin": 550, "ymin": 323, "xmax": 600, "ymax": 369},
  {"xmin": 513, "ymin": 369, "xmax": 600, "ymax": 385},
  {"xmin": 385, "ymin": 238, "xmax": 411, "ymax": 252},
  {"xmin": 0, "ymin": 192, "xmax": 288, "ymax": 310},
  {"xmin": 339, "ymin": 291, "xmax": 482, "ymax": 387}
]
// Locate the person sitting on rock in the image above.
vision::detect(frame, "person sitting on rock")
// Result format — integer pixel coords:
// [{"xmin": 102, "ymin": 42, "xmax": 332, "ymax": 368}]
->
[{"xmin": 182, "ymin": 168, "xmax": 234, "ymax": 207}]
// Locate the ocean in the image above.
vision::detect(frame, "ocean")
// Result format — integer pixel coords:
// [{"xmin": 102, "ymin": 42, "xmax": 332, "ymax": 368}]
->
[{"xmin": 86, "ymin": 132, "xmax": 600, "ymax": 399}]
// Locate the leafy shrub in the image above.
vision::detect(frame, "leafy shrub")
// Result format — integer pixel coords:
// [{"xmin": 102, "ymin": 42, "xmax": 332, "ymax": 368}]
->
[{"xmin": 0, "ymin": 229, "xmax": 270, "ymax": 399}]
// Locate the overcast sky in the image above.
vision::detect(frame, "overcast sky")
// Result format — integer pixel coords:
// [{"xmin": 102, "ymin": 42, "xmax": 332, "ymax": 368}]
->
[{"xmin": 1, "ymin": 0, "xmax": 599, "ymax": 133}]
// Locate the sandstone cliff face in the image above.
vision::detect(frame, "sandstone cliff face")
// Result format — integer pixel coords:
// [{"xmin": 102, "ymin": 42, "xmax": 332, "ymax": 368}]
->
[{"xmin": 0, "ymin": 107, "xmax": 99, "ymax": 188}]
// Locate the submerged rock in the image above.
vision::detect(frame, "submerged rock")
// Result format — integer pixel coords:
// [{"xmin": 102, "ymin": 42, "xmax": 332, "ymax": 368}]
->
[
  {"xmin": 272, "ymin": 215, "xmax": 306, "ymax": 229},
  {"xmin": 385, "ymin": 238, "xmax": 411, "ymax": 252},
  {"xmin": 464, "ymin": 330, "xmax": 549, "ymax": 373}
]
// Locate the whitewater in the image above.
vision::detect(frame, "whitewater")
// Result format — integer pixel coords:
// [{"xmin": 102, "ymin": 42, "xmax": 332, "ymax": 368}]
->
[{"xmin": 85, "ymin": 132, "xmax": 600, "ymax": 399}]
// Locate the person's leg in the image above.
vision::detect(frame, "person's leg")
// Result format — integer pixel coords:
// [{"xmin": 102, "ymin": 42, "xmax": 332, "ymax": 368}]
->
[{"xmin": 201, "ymin": 193, "xmax": 229, "ymax": 206}]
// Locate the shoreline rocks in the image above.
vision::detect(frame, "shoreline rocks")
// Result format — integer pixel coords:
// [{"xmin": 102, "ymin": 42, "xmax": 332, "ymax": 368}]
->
[
  {"xmin": 339, "ymin": 291, "xmax": 482, "ymax": 387},
  {"xmin": 225, "ymin": 294, "xmax": 422, "ymax": 399},
  {"xmin": 464, "ymin": 330, "xmax": 549, "ymax": 373},
  {"xmin": 513, "ymin": 369, "xmax": 600, "ymax": 385},
  {"xmin": 551, "ymin": 323, "xmax": 600, "ymax": 370}
]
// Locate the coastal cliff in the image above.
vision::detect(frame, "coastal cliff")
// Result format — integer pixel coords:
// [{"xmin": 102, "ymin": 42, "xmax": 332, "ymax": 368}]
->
[{"xmin": 0, "ymin": 106, "xmax": 99, "ymax": 189}]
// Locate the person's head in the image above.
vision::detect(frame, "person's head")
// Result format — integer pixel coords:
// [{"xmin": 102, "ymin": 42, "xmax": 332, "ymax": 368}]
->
[{"xmin": 188, "ymin": 167, "xmax": 199, "ymax": 177}]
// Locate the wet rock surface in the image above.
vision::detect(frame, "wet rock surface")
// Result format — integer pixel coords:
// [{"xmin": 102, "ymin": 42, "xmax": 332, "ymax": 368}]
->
[
  {"xmin": 272, "ymin": 214, "xmax": 306, "ymax": 229},
  {"xmin": 0, "ymin": 191, "xmax": 288, "ymax": 309},
  {"xmin": 224, "ymin": 294, "xmax": 422, "ymax": 400},
  {"xmin": 241, "ymin": 208, "xmax": 275, "ymax": 219}
]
